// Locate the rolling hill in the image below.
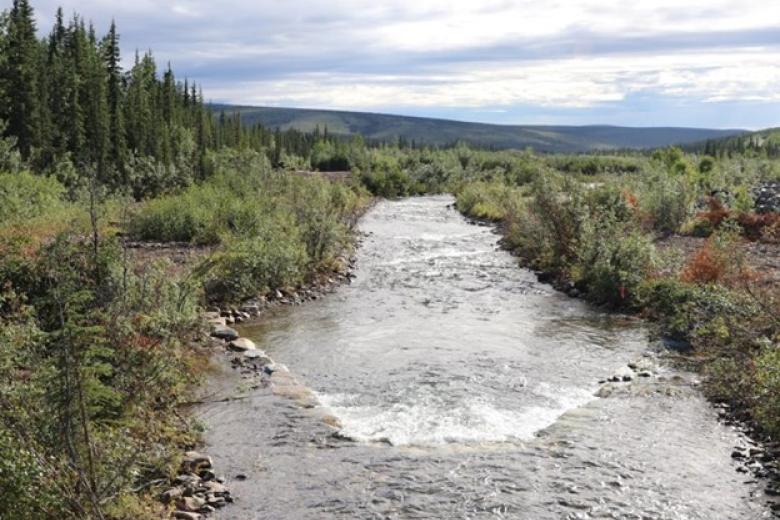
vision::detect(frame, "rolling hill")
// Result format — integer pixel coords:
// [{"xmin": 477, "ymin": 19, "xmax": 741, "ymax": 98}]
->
[
  {"xmin": 211, "ymin": 105, "xmax": 746, "ymax": 153},
  {"xmin": 689, "ymin": 127, "xmax": 780, "ymax": 157}
]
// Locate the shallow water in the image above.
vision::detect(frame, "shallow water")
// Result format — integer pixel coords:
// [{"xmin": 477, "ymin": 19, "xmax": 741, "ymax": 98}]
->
[{"xmin": 199, "ymin": 195, "xmax": 770, "ymax": 519}]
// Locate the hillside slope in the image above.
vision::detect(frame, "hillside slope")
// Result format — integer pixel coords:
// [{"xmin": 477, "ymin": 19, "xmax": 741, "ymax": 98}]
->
[
  {"xmin": 212, "ymin": 105, "xmax": 745, "ymax": 153},
  {"xmin": 692, "ymin": 127, "xmax": 780, "ymax": 157}
]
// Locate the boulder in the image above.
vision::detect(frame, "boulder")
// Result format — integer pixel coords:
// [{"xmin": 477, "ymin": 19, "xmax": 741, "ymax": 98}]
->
[
  {"xmin": 228, "ymin": 337, "xmax": 256, "ymax": 352},
  {"xmin": 211, "ymin": 325, "xmax": 239, "ymax": 341},
  {"xmin": 176, "ymin": 495, "xmax": 206, "ymax": 512}
]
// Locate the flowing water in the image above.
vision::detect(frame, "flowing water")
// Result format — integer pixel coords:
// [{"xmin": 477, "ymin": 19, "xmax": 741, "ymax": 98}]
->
[{"xmin": 199, "ymin": 196, "xmax": 771, "ymax": 519}]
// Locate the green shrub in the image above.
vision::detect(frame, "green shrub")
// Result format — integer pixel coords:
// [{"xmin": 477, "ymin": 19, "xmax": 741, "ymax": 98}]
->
[
  {"xmin": 0, "ymin": 427, "xmax": 70, "ymax": 519},
  {"xmin": 754, "ymin": 344, "xmax": 780, "ymax": 436},
  {"xmin": 203, "ymin": 225, "xmax": 308, "ymax": 302},
  {"xmin": 0, "ymin": 171, "xmax": 65, "ymax": 223},
  {"xmin": 638, "ymin": 168, "xmax": 696, "ymax": 233},
  {"xmin": 576, "ymin": 219, "xmax": 656, "ymax": 307},
  {"xmin": 128, "ymin": 190, "xmax": 213, "ymax": 243},
  {"xmin": 456, "ymin": 181, "xmax": 525, "ymax": 221}
]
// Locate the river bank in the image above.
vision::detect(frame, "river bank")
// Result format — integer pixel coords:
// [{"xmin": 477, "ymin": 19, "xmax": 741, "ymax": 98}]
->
[
  {"xmin": 158, "ymin": 195, "xmax": 376, "ymax": 519},
  {"xmin": 193, "ymin": 195, "xmax": 774, "ymax": 519},
  {"xmin": 151, "ymin": 253, "xmax": 362, "ymax": 519},
  {"xmin": 456, "ymin": 194, "xmax": 780, "ymax": 515}
]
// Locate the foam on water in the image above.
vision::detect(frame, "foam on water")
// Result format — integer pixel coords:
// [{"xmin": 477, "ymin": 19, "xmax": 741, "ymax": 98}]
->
[{"xmin": 317, "ymin": 384, "xmax": 596, "ymax": 447}]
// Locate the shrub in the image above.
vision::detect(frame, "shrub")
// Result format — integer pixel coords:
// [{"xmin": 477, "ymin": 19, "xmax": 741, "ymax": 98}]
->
[
  {"xmin": 203, "ymin": 226, "xmax": 308, "ymax": 302},
  {"xmin": 0, "ymin": 171, "xmax": 65, "ymax": 223},
  {"xmin": 754, "ymin": 345, "xmax": 780, "ymax": 436},
  {"xmin": 456, "ymin": 181, "xmax": 525, "ymax": 222},
  {"xmin": 638, "ymin": 168, "xmax": 696, "ymax": 233},
  {"xmin": 128, "ymin": 190, "xmax": 214, "ymax": 243},
  {"xmin": 576, "ymin": 219, "xmax": 657, "ymax": 307},
  {"xmin": 680, "ymin": 226, "xmax": 746, "ymax": 286}
]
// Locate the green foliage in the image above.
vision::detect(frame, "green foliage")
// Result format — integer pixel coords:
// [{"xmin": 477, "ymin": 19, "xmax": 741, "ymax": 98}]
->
[
  {"xmin": 637, "ymin": 165, "xmax": 696, "ymax": 233},
  {"xmin": 128, "ymin": 188, "xmax": 215, "ymax": 243},
  {"xmin": 576, "ymin": 218, "xmax": 656, "ymax": 307},
  {"xmin": 456, "ymin": 181, "xmax": 525, "ymax": 222},
  {"xmin": 0, "ymin": 170, "xmax": 65, "ymax": 222},
  {"xmin": 204, "ymin": 230, "xmax": 308, "ymax": 303},
  {"xmin": 754, "ymin": 345, "xmax": 780, "ymax": 436},
  {"xmin": 0, "ymin": 202, "xmax": 203, "ymax": 518},
  {"xmin": 360, "ymin": 155, "xmax": 419, "ymax": 198},
  {"xmin": 129, "ymin": 150, "xmax": 367, "ymax": 303}
]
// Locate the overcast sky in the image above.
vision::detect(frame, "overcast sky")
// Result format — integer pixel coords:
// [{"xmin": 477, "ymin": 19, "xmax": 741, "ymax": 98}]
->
[{"xmin": 26, "ymin": 0, "xmax": 780, "ymax": 129}]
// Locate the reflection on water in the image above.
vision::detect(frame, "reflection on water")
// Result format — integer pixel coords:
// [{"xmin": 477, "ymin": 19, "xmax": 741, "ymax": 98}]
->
[{"xmin": 199, "ymin": 195, "xmax": 768, "ymax": 519}]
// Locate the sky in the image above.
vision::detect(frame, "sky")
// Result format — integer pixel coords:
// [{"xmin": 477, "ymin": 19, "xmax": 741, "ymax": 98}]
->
[{"xmin": 26, "ymin": 0, "xmax": 780, "ymax": 129}]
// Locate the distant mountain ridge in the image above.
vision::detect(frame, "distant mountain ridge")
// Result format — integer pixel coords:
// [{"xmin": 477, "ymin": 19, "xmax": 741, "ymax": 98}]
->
[
  {"xmin": 210, "ymin": 104, "xmax": 746, "ymax": 153},
  {"xmin": 689, "ymin": 127, "xmax": 780, "ymax": 158}
]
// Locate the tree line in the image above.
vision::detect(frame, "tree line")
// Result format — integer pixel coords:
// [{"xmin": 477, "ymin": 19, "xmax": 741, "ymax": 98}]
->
[{"xmin": 0, "ymin": 1, "xmax": 367, "ymax": 198}]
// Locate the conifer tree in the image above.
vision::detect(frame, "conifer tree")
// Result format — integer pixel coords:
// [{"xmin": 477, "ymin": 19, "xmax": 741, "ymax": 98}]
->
[
  {"xmin": 103, "ymin": 20, "xmax": 127, "ymax": 178},
  {"xmin": 2, "ymin": 0, "xmax": 41, "ymax": 158}
]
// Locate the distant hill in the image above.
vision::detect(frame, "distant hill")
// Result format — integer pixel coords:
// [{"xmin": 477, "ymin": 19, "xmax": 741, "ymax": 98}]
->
[
  {"xmin": 690, "ymin": 128, "xmax": 780, "ymax": 157},
  {"xmin": 210, "ymin": 104, "xmax": 746, "ymax": 153}
]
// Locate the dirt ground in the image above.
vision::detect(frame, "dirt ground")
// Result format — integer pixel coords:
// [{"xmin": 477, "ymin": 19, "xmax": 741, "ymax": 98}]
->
[{"xmin": 125, "ymin": 241, "xmax": 215, "ymax": 277}]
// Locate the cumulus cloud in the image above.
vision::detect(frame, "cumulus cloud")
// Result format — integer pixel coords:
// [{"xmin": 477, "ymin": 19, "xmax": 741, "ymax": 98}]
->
[{"xmin": 26, "ymin": 0, "xmax": 780, "ymax": 126}]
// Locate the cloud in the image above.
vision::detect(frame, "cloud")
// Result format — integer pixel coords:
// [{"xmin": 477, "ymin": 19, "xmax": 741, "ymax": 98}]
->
[{"xmin": 25, "ymin": 0, "xmax": 780, "ymax": 127}]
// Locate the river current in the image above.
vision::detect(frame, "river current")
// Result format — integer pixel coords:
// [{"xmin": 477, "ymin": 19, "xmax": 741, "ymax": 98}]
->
[{"xmin": 199, "ymin": 195, "xmax": 770, "ymax": 519}]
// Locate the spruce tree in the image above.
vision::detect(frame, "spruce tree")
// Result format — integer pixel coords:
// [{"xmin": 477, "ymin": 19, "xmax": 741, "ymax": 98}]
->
[
  {"xmin": 3, "ymin": 0, "xmax": 41, "ymax": 159},
  {"xmin": 103, "ymin": 20, "xmax": 127, "ymax": 179}
]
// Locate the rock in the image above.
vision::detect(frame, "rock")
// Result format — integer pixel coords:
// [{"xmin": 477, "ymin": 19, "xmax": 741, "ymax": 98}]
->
[
  {"xmin": 211, "ymin": 325, "xmax": 239, "ymax": 341},
  {"xmin": 204, "ymin": 481, "xmax": 228, "ymax": 495},
  {"xmin": 245, "ymin": 352, "xmax": 273, "ymax": 367},
  {"xmin": 203, "ymin": 311, "xmax": 221, "ymax": 321},
  {"xmin": 240, "ymin": 303, "xmax": 260, "ymax": 315},
  {"xmin": 235, "ymin": 473, "xmax": 248, "ymax": 481},
  {"xmin": 609, "ymin": 366, "xmax": 634, "ymax": 383},
  {"xmin": 208, "ymin": 316, "xmax": 227, "ymax": 327},
  {"xmin": 274, "ymin": 289, "xmax": 283, "ymax": 299},
  {"xmin": 637, "ymin": 370, "xmax": 653, "ymax": 378},
  {"xmin": 176, "ymin": 495, "xmax": 206, "ymax": 512},
  {"xmin": 174, "ymin": 474, "xmax": 201, "ymax": 486},
  {"xmin": 228, "ymin": 337, "xmax": 256, "ymax": 352},
  {"xmin": 731, "ymin": 450, "xmax": 747, "ymax": 459},
  {"xmin": 199, "ymin": 469, "xmax": 217, "ymax": 481},
  {"xmin": 173, "ymin": 512, "xmax": 202, "ymax": 520},
  {"xmin": 160, "ymin": 487, "xmax": 183, "ymax": 503},
  {"xmin": 183, "ymin": 451, "xmax": 213, "ymax": 471}
]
